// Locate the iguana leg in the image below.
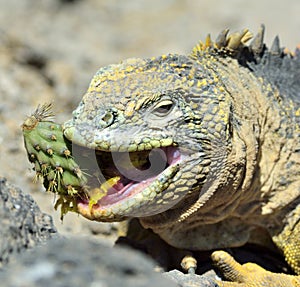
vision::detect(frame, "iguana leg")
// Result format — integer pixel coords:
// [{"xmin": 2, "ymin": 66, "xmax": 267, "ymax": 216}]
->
[
  {"xmin": 272, "ymin": 211, "xmax": 300, "ymax": 276},
  {"xmin": 212, "ymin": 251, "xmax": 300, "ymax": 287}
]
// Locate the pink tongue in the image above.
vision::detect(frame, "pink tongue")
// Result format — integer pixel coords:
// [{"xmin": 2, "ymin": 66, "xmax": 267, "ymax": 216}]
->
[
  {"xmin": 105, "ymin": 147, "xmax": 181, "ymax": 195},
  {"xmin": 106, "ymin": 181, "xmax": 125, "ymax": 194}
]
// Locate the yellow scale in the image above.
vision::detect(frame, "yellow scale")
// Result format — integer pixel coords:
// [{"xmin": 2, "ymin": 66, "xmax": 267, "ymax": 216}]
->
[{"xmin": 88, "ymin": 176, "xmax": 120, "ymax": 210}]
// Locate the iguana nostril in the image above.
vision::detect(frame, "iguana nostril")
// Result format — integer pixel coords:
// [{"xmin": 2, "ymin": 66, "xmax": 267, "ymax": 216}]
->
[
  {"xmin": 98, "ymin": 111, "xmax": 114, "ymax": 127},
  {"xmin": 102, "ymin": 112, "xmax": 113, "ymax": 125}
]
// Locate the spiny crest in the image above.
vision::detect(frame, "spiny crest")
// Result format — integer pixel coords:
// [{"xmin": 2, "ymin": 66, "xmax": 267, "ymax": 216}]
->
[
  {"xmin": 190, "ymin": 24, "xmax": 284, "ymax": 61},
  {"xmin": 191, "ymin": 28, "xmax": 252, "ymax": 54}
]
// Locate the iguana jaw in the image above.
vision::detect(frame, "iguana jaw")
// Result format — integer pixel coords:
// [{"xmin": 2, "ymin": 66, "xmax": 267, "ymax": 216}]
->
[{"xmin": 73, "ymin": 145, "xmax": 190, "ymax": 221}]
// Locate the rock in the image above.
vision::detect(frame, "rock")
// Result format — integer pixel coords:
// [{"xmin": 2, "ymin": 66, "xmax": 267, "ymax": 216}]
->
[
  {"xmin": 0, "ymin": 177, "xmax": 57, "ymax": 267},
  {"xmin": 0, "ymin": 178, "xmax": 176, "ymax": 286},
  {"xmin": 0, "ymin": 236, "xmax": 177, "ymax": 287},
  {"xmin": 164, "ymin": 270, "xmax": 219, "ymax": 287}
]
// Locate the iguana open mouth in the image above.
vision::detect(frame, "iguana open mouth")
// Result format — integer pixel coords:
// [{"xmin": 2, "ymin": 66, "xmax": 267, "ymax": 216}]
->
[
  {"xmin": 96, "ymin": 147, "xmax": 181, "ymax": 204},
  {"xmin": 74, "ymin": 144, "xmax": 184, "ymax": 217}
]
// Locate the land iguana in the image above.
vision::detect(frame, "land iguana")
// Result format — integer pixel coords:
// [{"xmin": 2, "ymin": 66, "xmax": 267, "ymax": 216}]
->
[{"xmin": 22, "ymin": 25, "xmax": 300, "ymax": 286}]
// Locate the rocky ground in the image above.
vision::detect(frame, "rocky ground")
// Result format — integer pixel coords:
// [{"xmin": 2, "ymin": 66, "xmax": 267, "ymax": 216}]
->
[{"xmin": 0, "ymin": 0, "xmax": 299, "ymax": 286}]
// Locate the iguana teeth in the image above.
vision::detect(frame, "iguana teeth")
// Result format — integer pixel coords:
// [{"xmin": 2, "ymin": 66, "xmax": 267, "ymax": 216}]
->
[
  {"xmin": 270, "ymin": 35, "xmax": 281, "ymax": 55},
  {"xmin": 249, "ymin": 24, "xmax": 265, "ymax": 55}
]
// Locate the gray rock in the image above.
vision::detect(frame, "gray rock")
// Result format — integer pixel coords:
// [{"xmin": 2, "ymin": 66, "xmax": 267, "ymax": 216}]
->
[
  {"xmin": 0, "ymin": 236, "xmax": 177, "ymax": 287},
  {"xmin": 164, "ymin": 270, "xmax": 219, "ymax": 287},
  {"xmin": 0, "ymin": 178, "xmax": 177, "ymax": 286},
  {"xmin": 0, "ymin": 177, "xmax": 57, "ymax": 267}
]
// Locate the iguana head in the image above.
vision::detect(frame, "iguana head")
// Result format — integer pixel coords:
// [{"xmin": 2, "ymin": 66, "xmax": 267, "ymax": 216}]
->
[
  {"xmin": 62, "ymin": 50, "xmax": 238, "ymax": 222},
  {"xmin": 61, "ymin": 27, "xmax": 276, "ymax": 223}
]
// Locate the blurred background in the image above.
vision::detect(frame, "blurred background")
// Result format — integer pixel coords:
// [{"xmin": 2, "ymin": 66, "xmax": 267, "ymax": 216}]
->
[{"xmin": 0, "ymin": 0, "xmax": 299, "ymax": 239}]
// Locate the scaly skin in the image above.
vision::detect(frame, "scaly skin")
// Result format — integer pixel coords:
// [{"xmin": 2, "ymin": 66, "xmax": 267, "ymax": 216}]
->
[{"xmin": 23, "ymin": 26, "xmax": 300, "ymax": 286}]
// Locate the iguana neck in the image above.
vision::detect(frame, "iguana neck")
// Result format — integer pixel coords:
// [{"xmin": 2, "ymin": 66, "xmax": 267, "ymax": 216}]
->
[
  {"xmin": 140, "ymin": 56, "xmax": 299, "ymax": 243},
  {"xmin": 219, "ymin": 56, "xmax": 299, "ymax": 215}
]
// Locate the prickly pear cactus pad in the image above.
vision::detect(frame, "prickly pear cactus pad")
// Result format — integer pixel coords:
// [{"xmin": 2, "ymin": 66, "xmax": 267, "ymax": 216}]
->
[{"xmin": 22, "ymin": 104, "xmax": 89, "ymax": 218}]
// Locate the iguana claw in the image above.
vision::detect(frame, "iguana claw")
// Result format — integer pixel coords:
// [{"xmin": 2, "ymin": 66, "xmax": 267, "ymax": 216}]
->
[{"xmin": 212, "ymin": 251, "xmax": 300, "ymax": 287}]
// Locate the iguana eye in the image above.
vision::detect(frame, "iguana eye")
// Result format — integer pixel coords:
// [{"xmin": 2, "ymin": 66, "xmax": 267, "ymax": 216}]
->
[{"xmin": 152, "ymin": 100, "xmax": 174, "ymax": 117}]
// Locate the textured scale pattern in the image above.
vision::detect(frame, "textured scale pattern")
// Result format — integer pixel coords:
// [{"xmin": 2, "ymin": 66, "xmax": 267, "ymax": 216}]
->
[{"xmin": 23, "ymin": 26, "xmax": 300, "ymax": 286}]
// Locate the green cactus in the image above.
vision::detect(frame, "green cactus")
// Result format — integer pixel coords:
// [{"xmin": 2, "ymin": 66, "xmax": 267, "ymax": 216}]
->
[{"xmin": 22, "ymin": 104, "xmax": 88, "ymax": 218}]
